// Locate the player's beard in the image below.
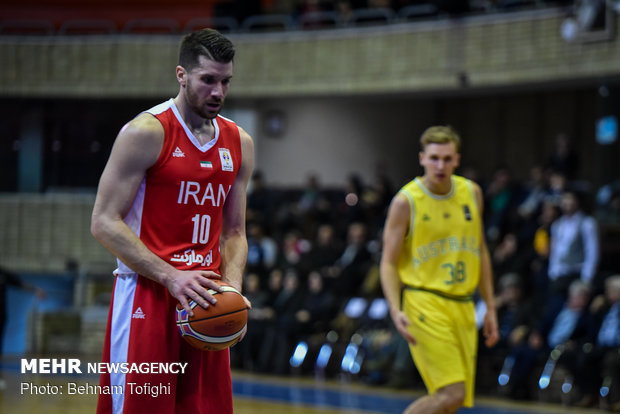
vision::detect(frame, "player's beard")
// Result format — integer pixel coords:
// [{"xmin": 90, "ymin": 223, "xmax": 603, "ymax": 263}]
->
[{"xmin": 186, "ymin": 84, "xmax": 223, "ymax": 120}]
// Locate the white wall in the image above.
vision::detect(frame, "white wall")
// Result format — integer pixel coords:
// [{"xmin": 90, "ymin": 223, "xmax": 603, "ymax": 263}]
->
[
  {"xmin": 236, "ymin": 96, "xmax": 435, "ymax": 189},
  {"xmin": 227, "ymin": 88, "xmax": 602, "ymax": 191}
]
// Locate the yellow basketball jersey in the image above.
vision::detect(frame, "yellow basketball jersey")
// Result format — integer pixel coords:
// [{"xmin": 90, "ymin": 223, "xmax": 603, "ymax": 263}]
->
[{"xmin": 397, "ymin": 175, "xmax": 481, "ymax": 298}]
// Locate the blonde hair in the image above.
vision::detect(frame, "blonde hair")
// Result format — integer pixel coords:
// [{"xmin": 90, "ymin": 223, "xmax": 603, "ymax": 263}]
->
[{"xmin": 420, "ymin": 126, "xmax": 461, "ymax": 152}]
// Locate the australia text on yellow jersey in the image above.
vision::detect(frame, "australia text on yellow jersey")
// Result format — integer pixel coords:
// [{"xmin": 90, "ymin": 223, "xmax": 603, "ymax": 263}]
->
[{"xmin": 397, "ymin": 175, "xmax": 481, "ymax": 296}]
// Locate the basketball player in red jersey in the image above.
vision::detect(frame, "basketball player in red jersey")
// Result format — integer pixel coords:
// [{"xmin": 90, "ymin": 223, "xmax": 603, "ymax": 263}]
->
[{"xmin": 91, "ymin": 29, "xmax": 254, "ymax": 414}]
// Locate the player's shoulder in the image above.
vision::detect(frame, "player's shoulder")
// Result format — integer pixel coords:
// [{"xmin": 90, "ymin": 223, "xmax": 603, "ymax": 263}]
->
[
  {"xmin": 399, "ymin": 178, "xmax": 419, "ymax": 194},
  {"xmin": 236, "ymin": 125, "xmax": 253, "ymax": 145},
  {"xmin": 129, "ymin": 112, "xmax": 163, "ymax": 131},
  {"xmin": 454, "ymin": 175, "xmax": 483, "ymax": 210},
  {"xmin": 389, "ymin": 191, "xmax": 412, "ymax": 216},
  {"xmin": 454, "ymin": 174, "xmax": 474, "ymax": 186},
  {"xmin": 121, "ymin": 113, "xmax": 164, "ymax": 141},
  {"xmin": 454, "ymin": 175, "xmax": 482, "ymax": 194},
  {"xmin": 399, "ymin": 178, "xmax": 427, "ymax": 203},
  {"xmin": 468, "ymin": 179, "xmax": 483, "ymax": 198},
  {"xmin": 111, "ymin": 113, "xmax": 165, "ymax": 163}
]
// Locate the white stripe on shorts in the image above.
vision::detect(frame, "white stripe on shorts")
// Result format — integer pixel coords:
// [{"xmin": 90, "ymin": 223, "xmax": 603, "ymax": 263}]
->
[{"xmin": 109, "ymin": 273, "xmax": 138, "ymax": 414}]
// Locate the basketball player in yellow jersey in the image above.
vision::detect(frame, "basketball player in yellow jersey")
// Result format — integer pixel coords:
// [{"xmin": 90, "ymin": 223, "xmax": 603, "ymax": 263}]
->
[{"xmin": 380, "ymin": 126, "xmax": 498, "ymax": 414}]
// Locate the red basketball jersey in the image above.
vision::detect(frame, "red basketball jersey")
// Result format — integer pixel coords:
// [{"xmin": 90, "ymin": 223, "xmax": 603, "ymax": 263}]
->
[{"xmin": 117, "ymin": 99, "xmax": 242, "ymax": 275}]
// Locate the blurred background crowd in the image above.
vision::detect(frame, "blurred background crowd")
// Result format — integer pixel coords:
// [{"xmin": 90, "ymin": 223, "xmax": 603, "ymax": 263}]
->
[
  {"xmin": 212, "ymin": 0, "xmax": 574, "ymax": 25},
  {"xmin": 225, "ymin": 134, "xmax": 620, "ymax": 409}
]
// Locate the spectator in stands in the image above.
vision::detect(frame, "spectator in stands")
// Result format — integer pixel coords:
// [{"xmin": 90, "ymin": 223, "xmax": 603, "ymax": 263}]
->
[
  {"xmin": 547, "ymin": 189, "xmax": 599, "ymax": 306},
  {"xmin": 249, "ymin": 266, "xmax": 286, "ymax": 370},
  {"xmin": 297, "ymin": 173, "xmax": 322, "ymax": 215},
  {"xmin": 528, "ymin": 200, "xmax": 562, "ymax": 308},
  {"xmin": 292, "ymin": 270, "xmax": 337, "ymax": 340},
  {"xmin": 361, "ymin": 170, "xmax": 395, "ymax": 234},
  {"xmin": 247, "ymin": 170, "xmax": 277, "ymax": 227},
  {"xmin": 214, "ymin": 0, "xmax": 262, "ymax": 24},
  {"xmin": 531, "ymin": 201, "xmax": 561, "ymax": 262},
  {"xmin": 546, "ymin": 133, "xmax": 580, "ymax": 181},
  {"xmin": 299, "ymin": 223, "xmax": 344, "ymax": 275},
  {"xmin": 596, "ymin": 179, "xmax": 620, "ymax": 225},
  {"xmin": 501, "ymin": 280, "xmax": 596, "ymax": 400},
  {"xmin": 257, "ymin": 268, "xmax": 305, "ymax": 374},
  {"xmin": 341, "ymin": 173, "xmax": 367, "ymax": 226},
  {"xmin": 480, "ymin": 272, "xmax": 536, "ymax": 355},
  {"xmin": 265, "ymin": 266, "xmax": 285, "ymax": 303},
  {"xmin": 362, "ymin": 324, "xmax": 418, "ymax": 388},
  {"xmin": 460, "ymin": 165, "xmax": 481, "ymax": 183},
  {"xmin": 265, "ymin": 0, "xmax": 299, "ymax": 15},
  {"xmin": 294, "ymin": 0, "xmax": 335, "ymax": 26},
  {"xmin": 476, "ymin": 272, "xmax": 534, "ymax": 393},
  {"xmin": 325, "ymin": 221, "xmax": 372, "ymax": 297},
  {"xmin": 484, "ymin": 165, "xmax": 519, "ymax": 244},
  {"xmin": 246, "ymin": 220, "xmax": 278, "ymax": 276},
  {"xmin": 516, "ymin": 164, "xmax": 548, "ymax": 228},
  {"xmin": 296, "ymin": 173, "xmax": 334, "ymax": 236},
  {"xmin": 278, "ymin": 229, "xmax": 311, "ymax": 270},
  {"xmin": 336, "ymin": 0, "xmax": 355, "ymax": 24},
  {"xmin": 566, "ymin": 274, "xmax": 620, "ymax": 409},
  {"xmin": 0, "ymin": 266, "xmax": 46, "ymax": 390},
  {"xmin": 492, "ymin": 233, "xmax": 525, "ymax": 278},
  {"xmin": 232, "ymin": 272, "xmax": 271, "ymax": 371},
  {"xmin": 543, "ymin": 170, "xmax": 568, "ymax": 207},
  {"xmin": 0, "ymin": 267, "xmax": 46, "ymax": 345},
  {"xmin": 435, "ymin": 0, "xmax": 471, "ymax": 14}
]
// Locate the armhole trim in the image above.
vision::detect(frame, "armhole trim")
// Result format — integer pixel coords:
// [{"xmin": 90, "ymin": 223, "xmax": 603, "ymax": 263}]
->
[{"xmin": 399, "ymin": 189, "xmax": 416, "ymax": 239}]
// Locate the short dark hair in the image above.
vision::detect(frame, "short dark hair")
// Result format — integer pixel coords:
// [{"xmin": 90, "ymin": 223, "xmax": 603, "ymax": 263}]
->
[{"xmin": 179, "ymin": 28, "xmax": 235, "ymax": 71}]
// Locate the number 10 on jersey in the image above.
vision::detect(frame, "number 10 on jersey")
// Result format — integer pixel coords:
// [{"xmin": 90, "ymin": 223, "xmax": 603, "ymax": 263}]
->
[{"xmin": 191, "ymin": 214, "xmax": 211, "ymax": 244}]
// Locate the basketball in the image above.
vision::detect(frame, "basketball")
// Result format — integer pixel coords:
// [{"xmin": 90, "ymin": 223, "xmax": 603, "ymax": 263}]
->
[{"xmin": 175, "ymin": 281, "xmax": 248, "ymax": 351}]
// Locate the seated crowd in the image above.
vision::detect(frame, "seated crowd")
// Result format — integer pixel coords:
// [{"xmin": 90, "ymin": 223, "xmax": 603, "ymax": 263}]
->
[
  {"xmin": 229, "ymin": 163, "xmax": 620, "ymax": 411},
  {"xmin": 214, "ymin": 0, "xmax": 570, "ymax": 23}
]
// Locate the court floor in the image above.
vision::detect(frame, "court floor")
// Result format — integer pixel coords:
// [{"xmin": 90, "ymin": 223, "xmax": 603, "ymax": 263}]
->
[{"xmin": 0, "ymin": 360, "xmax": 604, "ymax": 414}]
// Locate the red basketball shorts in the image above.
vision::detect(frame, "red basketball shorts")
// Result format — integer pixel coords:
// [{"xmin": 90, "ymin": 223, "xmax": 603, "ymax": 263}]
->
[{"xmin": 96, "ymin": 273, "xmax": 233, "ymax": 414}]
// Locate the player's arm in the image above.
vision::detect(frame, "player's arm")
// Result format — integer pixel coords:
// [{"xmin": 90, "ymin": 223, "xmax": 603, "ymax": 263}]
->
[
  {"xmin": 219, "ymin": 126, "xmax": 254, "ymax": 293},
  {"xmin": 91, "ymin": 114, "xmax": 220, "ymax": 315},
  {"xmin": 473, "ymin": 182, "xmax": 499, "ymax": 348},
  {"xmin": 380, "ymin": 193, "xmax": 415, "ymax": 344}
]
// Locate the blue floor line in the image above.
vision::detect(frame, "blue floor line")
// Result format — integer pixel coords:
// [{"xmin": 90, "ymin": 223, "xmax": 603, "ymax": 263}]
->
[
  {"xmin": 233, "ymin": 378, "xmax": 410, "ymax": 413},
  {"xmin": 232, "ymin": 377, "xmax": 532, "ymax": 414}
]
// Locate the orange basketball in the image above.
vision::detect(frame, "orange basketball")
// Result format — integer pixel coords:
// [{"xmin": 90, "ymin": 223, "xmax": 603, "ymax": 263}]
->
[{"xmin": 175, "ymin": 281, "xmax": 248, "ymax": 351}]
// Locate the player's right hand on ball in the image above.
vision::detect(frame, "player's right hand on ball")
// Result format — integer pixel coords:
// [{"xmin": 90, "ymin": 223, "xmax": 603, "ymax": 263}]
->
[{"xmin": 166, "ymin": 270, "xmax": 222, "ymax": 317}]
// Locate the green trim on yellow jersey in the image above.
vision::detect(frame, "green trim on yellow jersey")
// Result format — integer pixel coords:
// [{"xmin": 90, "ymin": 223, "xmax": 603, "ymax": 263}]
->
[{"xmin": 403, "ymin": 284, "xmax": 474, "ymax": 302}]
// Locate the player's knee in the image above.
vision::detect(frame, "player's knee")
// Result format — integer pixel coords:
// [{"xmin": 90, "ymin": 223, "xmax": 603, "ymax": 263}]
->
[
  {"xmin": 437, "ymin": 384, "xmax": 465, "ymax": 412},
  {"xmin": 444, "ymin": 394, "xmax": 464, "ymax": 412}
]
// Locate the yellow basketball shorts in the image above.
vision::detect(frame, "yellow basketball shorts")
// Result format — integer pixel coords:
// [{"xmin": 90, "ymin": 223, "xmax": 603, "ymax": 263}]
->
[{"xmin": 402, "ymin": 288, "xmax": 478, "ymax": 407}]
